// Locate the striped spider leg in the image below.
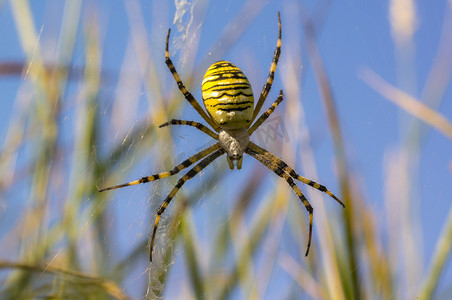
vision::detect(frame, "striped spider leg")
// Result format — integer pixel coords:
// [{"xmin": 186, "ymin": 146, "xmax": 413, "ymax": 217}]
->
[
  {"xmin": 99, "ymin": 143, "xmax": 221, "ymax": 193},
  {"xmin": 245, "ymin": 142, "xmax": 344, "ymax": 256},
  {"xmin": 149, "ymin": 148, "xmax": 225, "ymax": 261},
  {"xmin": 251, "ymin": 12, "xmax": 282, "ymax": 123},
  {"xmin": 246, "ymin": 90, "xmax": 344, "ymax": 256},
  {"xmin": 99, "ymin": 143, "xmax": 223, "ymax": 261}
]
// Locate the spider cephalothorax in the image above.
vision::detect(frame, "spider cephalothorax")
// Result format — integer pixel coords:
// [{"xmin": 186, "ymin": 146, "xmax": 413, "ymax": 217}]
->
[
  {"xmin": 218, "ymin": 128, "xmax": 249, "ymax": 169},
  {"xmin": 100, "ymin": 12, "xmax": 344, "ymax": 262}
]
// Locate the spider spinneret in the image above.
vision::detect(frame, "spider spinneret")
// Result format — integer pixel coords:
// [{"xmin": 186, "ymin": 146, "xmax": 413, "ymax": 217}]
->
[{"xmin": 99, "ymin": 12, "xmax": 345, "ymax": 262}]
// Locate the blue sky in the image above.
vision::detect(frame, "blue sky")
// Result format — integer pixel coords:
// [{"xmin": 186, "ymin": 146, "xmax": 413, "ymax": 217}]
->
[{"xmin": 1, "ymin": 0, "xmax": 452, "ymax": 298}]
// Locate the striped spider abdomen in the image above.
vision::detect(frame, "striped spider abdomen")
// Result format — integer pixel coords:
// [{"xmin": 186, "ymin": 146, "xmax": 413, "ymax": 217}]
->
[{"xmin": 201, "ymin": 61, "xmax": 254, "ymax": 129}]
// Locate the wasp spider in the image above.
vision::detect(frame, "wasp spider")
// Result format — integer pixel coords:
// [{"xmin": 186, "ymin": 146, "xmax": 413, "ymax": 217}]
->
[{"xmin": 100, "ymin": 12, "xmax": 344, "ymax": 261}]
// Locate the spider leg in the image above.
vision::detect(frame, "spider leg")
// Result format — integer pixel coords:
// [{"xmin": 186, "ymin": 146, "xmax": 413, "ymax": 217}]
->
[
  {"xmin": 245, "ymin": 145, "xmax": 314, "ymax": 256},
  {"xmin": 248, "ymin": 142, "xmax": 344, "ymax": 208},
  {"xmin": 165, "ymin": 29, "xmax": 220, "ymax": 132},
  {"xmin": 150, "ymin": 148, "xmax": 225, "ymax": 261},
  {"xmin": 99, "ymin": 143, "xmax": 221, "ymax": 192},
  {"xmin": 159, "ymin": 119, "xmax": 219, "ymax": 139},
  {"xmin": 251, "ymin": 12, "xmax": 281, "ymax": 123},
  {"xmin": 248, "ymin": 90, "xmax": 283, "ymax": 135}
]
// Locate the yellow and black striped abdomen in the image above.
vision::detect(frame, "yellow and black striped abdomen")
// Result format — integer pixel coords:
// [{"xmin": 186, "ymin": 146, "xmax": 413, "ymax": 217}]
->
[{"xmin": 202, "ymin": 61, "xmax": 254, "ymax": 129}]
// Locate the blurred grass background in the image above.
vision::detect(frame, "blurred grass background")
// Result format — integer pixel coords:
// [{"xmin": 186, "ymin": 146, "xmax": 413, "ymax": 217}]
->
[{"xmin": 1, "ymin": 0, "xmax": 452, "ymax": 299}]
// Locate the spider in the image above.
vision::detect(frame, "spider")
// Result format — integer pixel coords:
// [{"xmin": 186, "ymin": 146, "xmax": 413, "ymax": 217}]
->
[{"xmin": 100, "ymin": 12, "xmax": 344, "ymax": 261}]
